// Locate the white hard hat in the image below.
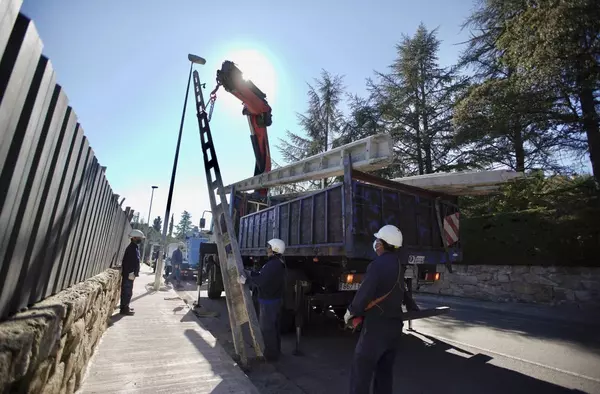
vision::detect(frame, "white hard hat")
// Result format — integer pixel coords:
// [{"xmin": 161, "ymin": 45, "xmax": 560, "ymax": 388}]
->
[
  {"xmin": 374, "ymin": 225, "xmax": 403, "ymax": 247},
  {"xmin": 267, "ymin": 238, "xmax": 286, "ymax": 254},
  {"xmin": 130, "ymin": 229, "xmax": 146, "ymax": 239}
]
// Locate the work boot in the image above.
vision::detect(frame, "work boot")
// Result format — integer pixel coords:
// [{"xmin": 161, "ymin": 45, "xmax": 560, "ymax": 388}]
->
[{"xmin": 119, "ymin": 308, "xmax": 135, "ymax": 316}]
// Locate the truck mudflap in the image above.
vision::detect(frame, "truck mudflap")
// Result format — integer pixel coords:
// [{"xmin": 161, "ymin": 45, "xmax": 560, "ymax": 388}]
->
[{"xmin": 402, "ymin": 306, "xmax": 450, "ymax": 321}]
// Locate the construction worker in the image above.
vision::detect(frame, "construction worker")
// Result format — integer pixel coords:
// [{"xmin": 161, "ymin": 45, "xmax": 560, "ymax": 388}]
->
[
  {"xmin": 344, "ymin": 224, "xmax": 414, "ymax": 394},
  {"xmin": 238, "ymin": 238, "xmax": 287, "ymax": 362},
  {"xmin": 167, "ymin": 243, "xmax": 184, "ymax": 288},
  {"xmin": 120, "ymin": 229, "xmax": 145, "ymax": 315}
]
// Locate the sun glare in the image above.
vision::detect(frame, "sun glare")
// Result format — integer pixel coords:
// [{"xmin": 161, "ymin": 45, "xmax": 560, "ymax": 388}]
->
[{"xmin": 219, "ymin": 49, "xmax": 278, "ymax": 112}]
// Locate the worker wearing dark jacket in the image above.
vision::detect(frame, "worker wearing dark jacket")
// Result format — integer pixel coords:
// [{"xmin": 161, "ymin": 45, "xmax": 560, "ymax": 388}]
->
[
  {"xmin": 120, "ymin": 229, "xmax": 145, "ymax": 315},
  {"xmin": 238, "ymin": 238, "xmax": 286, "ymax": 361},
  {"xmin": 345, "ymin": 225, "xmax": 416, "ymax": 394}
]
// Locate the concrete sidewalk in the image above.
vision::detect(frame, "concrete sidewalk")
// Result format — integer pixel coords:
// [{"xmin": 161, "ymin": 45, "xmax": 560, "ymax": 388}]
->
[{"xmin": 78, "ymin": 265, "xmax": 259, "ymax": 394}]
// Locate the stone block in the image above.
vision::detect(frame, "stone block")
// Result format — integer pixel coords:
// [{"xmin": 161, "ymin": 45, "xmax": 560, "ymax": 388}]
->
[
  {"xmin": 64, "ymin": 319, "xmax": 85, "ymax": 356},
  {"xmin": 497, "ymin": 274, "xmax": 510, "ymax": 283},
  {"xmin": 476, "ymin": 273, "xmax": 493, "ymax": 282},
  {"xmin": 533, "ymin": 286, "xmax": 553, "ymax": 303},
  {"xmin": 581, "ymin": 280, "xmax": 600, "ymax": 291},
  {"xmin": 575, "ymin": 290, "xmax": 593, "ymax": 302},
  {"xmin": 65, "ymin": 374, "xmax": 76, "ymax": 394},
  {"xmin": 42, "ymin": 362, "xmax": 64, "ymax": 394},
  {"xmin": 522, "ymin": 273, "xmax": 560, "ymax": 287},
  {"xmin": 512, "ymin": 281, "xmax": 537, "ymax": 295},
  {"xmin": 25, "ymin": 358, "xmax": 54, "ymax": 394},
  {"xmin": 0, "ymin": 320, "xmax": 35, "ymax": 384},
  {"xmin": 512, "ymin": 266, "xmax": 530, "ymax": 275}
]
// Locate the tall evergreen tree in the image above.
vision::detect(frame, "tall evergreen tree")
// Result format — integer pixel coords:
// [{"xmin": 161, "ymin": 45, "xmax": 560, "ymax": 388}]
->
[
  {"xmin": 152, "ymin": 216, "xmax": 162, "ymax": 232},
  {"xmin": 370, "ymin": 23, "xmax": 467, "ymax": 177},
  {"xmin": 494, "ymin": 0, "xmax": 600, "ymax": 181},
  {"xmin": 176, "ymin": 211, "xmax": 192, "ymax": 239},
  {"xmin": 454, "ymin": 0, "xmax": 580, "ymax": 173},
  {"xmin": 278, "ymin": 70, "xmax": 346, "ymax": 188}
]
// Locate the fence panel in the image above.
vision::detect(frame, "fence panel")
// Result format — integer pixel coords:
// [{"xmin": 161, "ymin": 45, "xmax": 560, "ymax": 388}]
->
[{"xmin": 0, "ymin": 4, "xmax": 134, "ymax": 321}]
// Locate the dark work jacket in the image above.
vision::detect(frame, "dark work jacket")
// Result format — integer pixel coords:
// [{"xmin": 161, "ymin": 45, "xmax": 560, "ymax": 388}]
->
[
  {"xmin": 122, "ymin": 242, "xmax": 140, "ymax": 278},
  {"xmin": 172, "ymin": 248, "xmax": 183, "ymax": 266},
  {"xmin": 247, "ymin": 255, "xmax": 286, "ymax": 302},
  {"xmin": 348, "ymin": 251, "xmax": 405, "ymax": 321}
]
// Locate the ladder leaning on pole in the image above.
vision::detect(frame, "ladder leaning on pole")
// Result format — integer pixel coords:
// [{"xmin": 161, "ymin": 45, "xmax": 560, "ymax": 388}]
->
[{"xmin": 191, "ymin": 70, "xmax": 265, "ymax": 366}]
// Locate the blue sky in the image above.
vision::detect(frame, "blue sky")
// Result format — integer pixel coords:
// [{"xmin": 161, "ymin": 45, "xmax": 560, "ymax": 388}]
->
[{"xmin": 21, "ymin": 0, "xmax": 476, "ymax": 227}]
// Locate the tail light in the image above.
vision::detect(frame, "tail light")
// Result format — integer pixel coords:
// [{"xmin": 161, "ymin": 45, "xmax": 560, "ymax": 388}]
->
[
  {"xmin": 424, "ymin": 272, "xmax": 440, "ymax": 281},
  {"xmin": 341, "ymin": 273, "xmax": 364, "ymax": 284}
]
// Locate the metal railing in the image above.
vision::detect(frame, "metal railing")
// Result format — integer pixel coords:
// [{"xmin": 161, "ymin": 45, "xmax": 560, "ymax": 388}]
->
[{"xmin": 0, "ymin": 4, "xmax": 134, "ymax": 321}]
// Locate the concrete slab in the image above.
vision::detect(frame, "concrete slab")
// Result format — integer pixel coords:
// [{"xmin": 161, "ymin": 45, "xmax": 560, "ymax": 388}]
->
[{"xmin": 78, "ymin": 265, "xmax": 259, "ymax": 394}]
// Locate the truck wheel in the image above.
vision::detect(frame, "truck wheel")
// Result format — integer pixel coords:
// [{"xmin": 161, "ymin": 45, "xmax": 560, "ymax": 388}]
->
[{"xmin": 207, "ymin": 263, "xmax": 223, "ymax": 299}]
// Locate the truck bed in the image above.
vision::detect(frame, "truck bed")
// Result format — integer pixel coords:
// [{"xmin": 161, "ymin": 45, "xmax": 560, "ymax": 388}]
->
[{"xmin": 238, "ymin": 179, "xmax": 462, "ymax": 265}]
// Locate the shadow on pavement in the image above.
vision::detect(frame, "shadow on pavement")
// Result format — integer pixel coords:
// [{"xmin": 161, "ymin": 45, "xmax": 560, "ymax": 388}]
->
[
  {"xmin": 182, "ymin": 327, "xmax": 260, "ymax": 394},
  {"xmin": 415, "ymin": 301, "xmax": 600, "ymax": 352}
]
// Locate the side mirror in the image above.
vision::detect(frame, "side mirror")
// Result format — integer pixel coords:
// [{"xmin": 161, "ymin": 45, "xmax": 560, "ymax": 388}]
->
[{"xmin": 199, "ymin": 218, "xmax": 206, "ymax": 229}]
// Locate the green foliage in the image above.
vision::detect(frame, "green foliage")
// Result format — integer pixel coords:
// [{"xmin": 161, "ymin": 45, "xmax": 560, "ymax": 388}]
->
[
  {"xmin": 460, "ymin": 174, "xmax": 600, "ymax": 265},
  {"xmin": 168, "ymin": 213, "xmax": 174, "ymax": 237},
  {"xmin": 152, "ymin": 216, "xmax": 162, "ymax": 232},
  {"xmin": 369, "ymin": 23, "xmax": 468, "ymax": 176},
  {"xmin": 175, "ymin": 211, "xmax": 192, "ymax": 239}
]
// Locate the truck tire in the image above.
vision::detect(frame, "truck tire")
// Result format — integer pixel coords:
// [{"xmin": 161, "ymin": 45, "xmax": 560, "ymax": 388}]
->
[{"xmin": 207, "ymin": 260, "xmax": 223, "ymax": 299}]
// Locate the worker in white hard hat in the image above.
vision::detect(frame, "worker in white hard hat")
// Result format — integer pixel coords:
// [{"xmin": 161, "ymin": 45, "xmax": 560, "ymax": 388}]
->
[
  {"xmin": 120, "ymin": 229, "xmax": 145, "ymax": 315},
  {"xmin": 238, "ymin": 238, "xmax": 287, "ymax": 361},
  {"xmin": 344, "ymin": 224, "xmax": 415, "ymax": 394}
]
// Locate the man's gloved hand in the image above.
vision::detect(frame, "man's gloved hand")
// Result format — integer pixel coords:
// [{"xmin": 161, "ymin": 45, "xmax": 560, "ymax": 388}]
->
[
  {"xmin": 128, "ymin": 272, "xmax": 135, "ymax": 281},
  {"xmin": 237, "ymin": 275, "xmax": 247, "ymax": 285},
  {"xmin": 344, "ymin": 309, "xmax": 354, "ymax": 325}
]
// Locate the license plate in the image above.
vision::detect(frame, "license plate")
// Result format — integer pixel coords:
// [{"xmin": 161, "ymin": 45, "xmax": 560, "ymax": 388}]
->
[{"xmin": 338, "ymin": 282, "xmax": 361, "ymax": 291}]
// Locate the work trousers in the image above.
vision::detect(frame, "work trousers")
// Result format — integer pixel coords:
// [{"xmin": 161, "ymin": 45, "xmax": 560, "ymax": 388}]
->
[
  {"xmin": 120, "ymin": 277, "xmax": 134, "ymax": 310},
  {"xmin": 349, "ymin": 318, "xmax": 403, "ymax": 394},
  {"xmin": 259, "ymin": 299, "xmax": 282, "ymax": 361}
]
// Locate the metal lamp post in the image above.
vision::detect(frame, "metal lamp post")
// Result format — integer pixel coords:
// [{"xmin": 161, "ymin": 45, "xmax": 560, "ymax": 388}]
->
[
  {"xmin": 141, "ymin": 185, "xmax": 158, "ymax": 268},
  {"xmin": 154, "ymin": 53, "xmax": 207, "ymax": 291}
]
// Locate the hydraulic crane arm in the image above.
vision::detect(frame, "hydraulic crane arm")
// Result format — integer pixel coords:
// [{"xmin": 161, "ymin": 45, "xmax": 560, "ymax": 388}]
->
[{"xmin": 215, "ymin": 61, "xmax": 273, "ymax": 188}]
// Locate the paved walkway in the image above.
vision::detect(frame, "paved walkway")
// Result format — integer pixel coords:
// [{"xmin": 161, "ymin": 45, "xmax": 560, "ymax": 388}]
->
[{"xmin": 78, "ymin": 265, "xmax": 259, "ymax": 394}]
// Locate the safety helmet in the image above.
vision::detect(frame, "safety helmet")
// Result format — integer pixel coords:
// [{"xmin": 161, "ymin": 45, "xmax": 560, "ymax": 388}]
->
[
  {"xmin": 267, "ymin": 238, "xmax": 286, "ymax": 254},
  {"xmin": 130, "ymin": 229, "xmax": 146, "ymax": 239},
  {"xmin": 374, "ymin": 225, "xmax": 403, "ymax": 248}
]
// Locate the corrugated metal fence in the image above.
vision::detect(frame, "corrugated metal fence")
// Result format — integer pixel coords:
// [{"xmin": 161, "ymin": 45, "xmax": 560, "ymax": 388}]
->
[{"xmin": 0, "ymin": 1, "xmax": 135, "ymax": 321}]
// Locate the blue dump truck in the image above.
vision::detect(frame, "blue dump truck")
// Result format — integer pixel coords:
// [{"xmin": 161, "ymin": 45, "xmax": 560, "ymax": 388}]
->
[
  {"xmin": 201, "ymin": 161, "xmax": 461, "ymax": 332},
  {"xmin": 182, "ymin": 235, "xmax": 210, "ymax": 279}
]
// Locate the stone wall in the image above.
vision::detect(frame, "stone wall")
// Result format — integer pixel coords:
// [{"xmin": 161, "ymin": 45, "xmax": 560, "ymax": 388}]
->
[
  {"xmin": 416, "ymin": 264, "xmax": 600, "ymax": 308},
  {"xmin": 0, "ymin": 268, "xmax": 121, "ymax": 394}
]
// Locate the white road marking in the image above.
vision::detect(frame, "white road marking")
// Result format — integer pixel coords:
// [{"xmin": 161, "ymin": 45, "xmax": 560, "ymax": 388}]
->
[{"xmin": 415, "ymin": 332, "xmax": 600, "ymax": 384}]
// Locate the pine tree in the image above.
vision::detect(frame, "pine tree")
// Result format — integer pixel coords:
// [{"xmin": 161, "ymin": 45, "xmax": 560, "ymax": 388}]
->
[
  {"xmin": 152, "ymin": 216, "xmax": 162, "ymax": 232},
  {"xmin": 278, "ymin": 70, "xmax": 346, "ymax": 188},
  {"xmin": 175, "ymin": 211, "xmax": 192, "ymax": 239},
  {"xmin": 454, "ymin": 0, "xmax": 577, "ymax": 173},
  {"xmin": 370, "ymin": 23, "xmax": 468, "ymax": 176}
]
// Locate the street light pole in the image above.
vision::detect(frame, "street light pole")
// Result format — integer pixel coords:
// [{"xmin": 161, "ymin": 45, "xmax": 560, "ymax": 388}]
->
[
  {"xmin": 142, "ymin": 185, "xmax": 158, "ymax": 268},
  {"xmin": 154, "ymin": 54, "xmax": 206, "ymax": 291}
]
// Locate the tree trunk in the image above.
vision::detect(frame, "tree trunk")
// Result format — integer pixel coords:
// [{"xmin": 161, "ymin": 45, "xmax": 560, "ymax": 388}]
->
[
  {"xmin": 578, "ymin": 86, "xmax": 600, "ymax": 184},
  {"xmin": 512, "ymin": 128, "xmax": 526, "ymax": 173}
]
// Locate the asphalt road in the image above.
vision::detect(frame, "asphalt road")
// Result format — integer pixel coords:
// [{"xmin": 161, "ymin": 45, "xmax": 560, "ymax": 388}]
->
[{"xmin": 171, "ymin": 279, "xmax": 600, "ymax": 394}]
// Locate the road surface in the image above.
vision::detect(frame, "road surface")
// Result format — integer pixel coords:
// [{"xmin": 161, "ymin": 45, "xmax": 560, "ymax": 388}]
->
[{"xmin": 170, "ymin": 279, "xmax": 600, "ymax": 394}]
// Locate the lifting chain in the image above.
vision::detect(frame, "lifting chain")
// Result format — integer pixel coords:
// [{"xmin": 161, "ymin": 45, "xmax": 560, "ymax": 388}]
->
[{"xmin": 207, "ymin": 83, "xmax": 221, "ymax": 122}]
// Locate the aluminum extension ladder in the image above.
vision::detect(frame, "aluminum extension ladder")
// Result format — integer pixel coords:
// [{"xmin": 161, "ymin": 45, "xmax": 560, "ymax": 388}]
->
[{"xmin": 192, "ymin": 70, "xmax": 265, "ymax": 366}]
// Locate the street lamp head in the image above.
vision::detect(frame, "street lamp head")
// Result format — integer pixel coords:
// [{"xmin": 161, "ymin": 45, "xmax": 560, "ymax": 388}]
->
[
  {"xmin": 188, "ymin": 54, "xmax": 206, "ymax": 65},
  {"xmin": 151, "ymin": 185, "xmax": 158, "ymax": 189}
]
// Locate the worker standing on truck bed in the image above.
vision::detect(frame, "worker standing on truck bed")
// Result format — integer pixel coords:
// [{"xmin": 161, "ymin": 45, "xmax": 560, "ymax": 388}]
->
[
  {"xmin": 344, "ymin": 225, "xmax": 412, "ymax": 394},
  {"xmin": 238, "ymin": 238, "xmax": 287, "ymax": 361},
  {"xmin": 120, "ymin": 229, "xmax": 145, "ymax": 315}
]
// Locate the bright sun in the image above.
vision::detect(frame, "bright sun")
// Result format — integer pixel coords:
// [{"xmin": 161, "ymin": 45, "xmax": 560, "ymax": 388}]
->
[{"xmin": 219, "ymin": 49, "xmax": 278, "ymax": 112}]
